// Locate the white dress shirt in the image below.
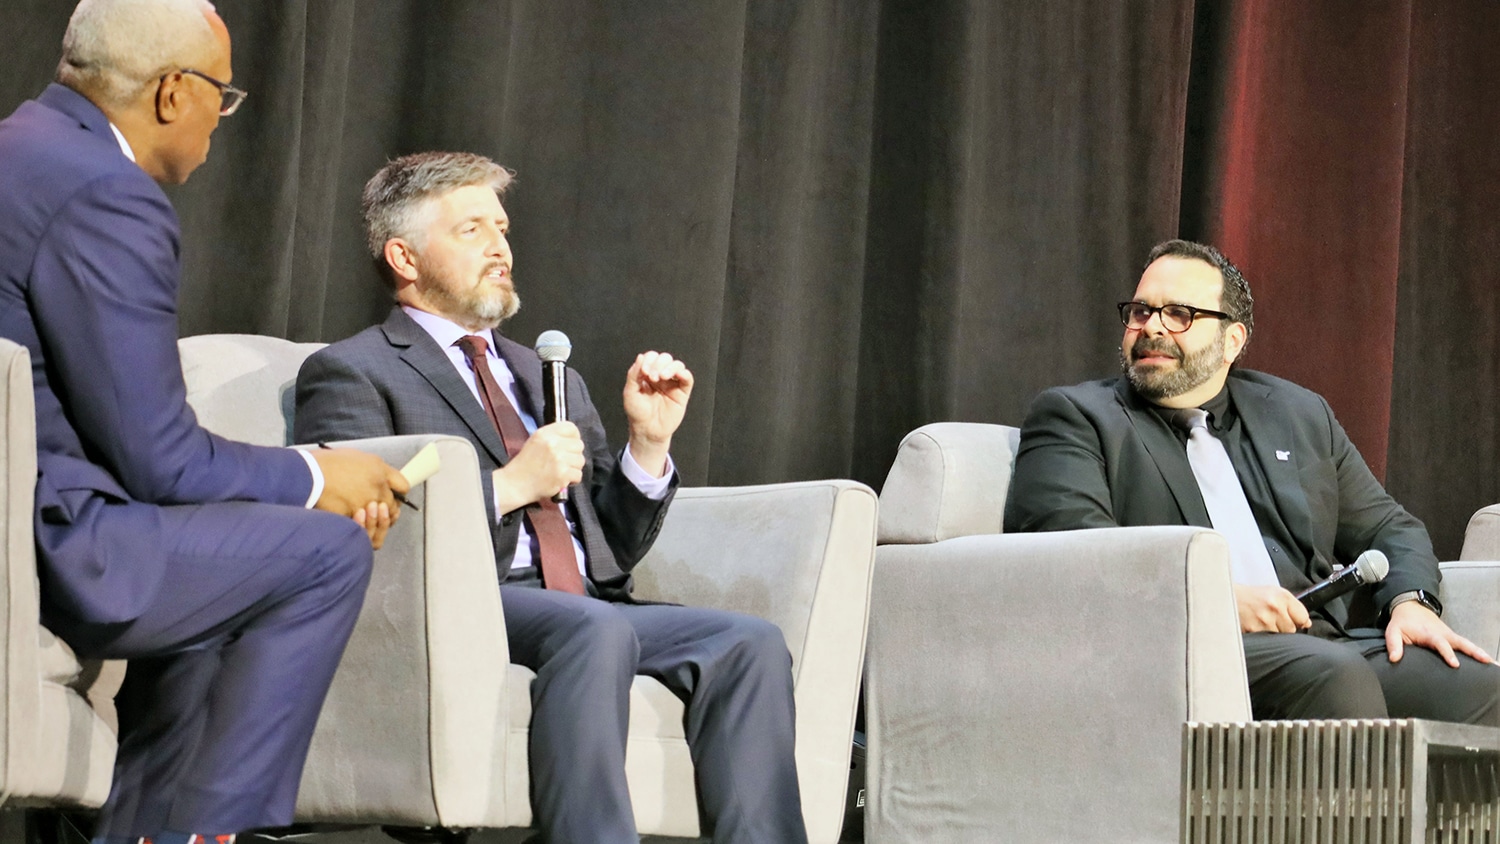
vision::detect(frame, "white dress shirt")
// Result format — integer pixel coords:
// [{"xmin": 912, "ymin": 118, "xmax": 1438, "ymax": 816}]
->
[{"xmin": 402, "ymin": 306, "xmax": 673, "ymax": 576}]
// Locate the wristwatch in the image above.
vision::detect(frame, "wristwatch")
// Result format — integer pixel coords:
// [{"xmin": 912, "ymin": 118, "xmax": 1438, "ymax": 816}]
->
[{"xmin": 1385, "ymin": 589, "xmax": 1443, "ymax": 619}]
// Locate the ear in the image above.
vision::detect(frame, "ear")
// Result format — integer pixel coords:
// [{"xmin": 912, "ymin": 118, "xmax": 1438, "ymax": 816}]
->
[
  {"xmin": 383, "ymin": 239, "xmax": 421, "ymax": 287},
  {"xmin": 1222, "ymin": 321, "xmax": 1249, "ymax": 364},
  {"xmin": 154, "ymin": 71, "xmax": 185, "ymax": 124}
]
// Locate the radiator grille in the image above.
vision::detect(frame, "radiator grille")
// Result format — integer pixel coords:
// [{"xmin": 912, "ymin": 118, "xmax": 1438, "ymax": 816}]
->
[{"xmin": 1182, "ymin": 719, "xmax": 1500, "ymax": 844}]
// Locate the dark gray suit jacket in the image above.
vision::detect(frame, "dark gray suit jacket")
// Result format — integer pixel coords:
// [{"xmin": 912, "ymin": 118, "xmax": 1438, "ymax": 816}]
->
[
  {"xmin": 293, "ymin": 307, "xmax": 675, "ymax": 601},
  {"xmin": 1004, "ymin": 370, "xmax": 1439, "ymax": 631}
]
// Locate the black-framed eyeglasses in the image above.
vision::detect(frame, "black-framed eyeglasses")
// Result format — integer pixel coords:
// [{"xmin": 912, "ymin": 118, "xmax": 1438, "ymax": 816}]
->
[
  {"xmin": 164, "ymin": 68, "xmax": 247, "ymax": 116},
  {"xmin": 1117, "ymin": 301, "xmax": 1231, "ymax": 333}
]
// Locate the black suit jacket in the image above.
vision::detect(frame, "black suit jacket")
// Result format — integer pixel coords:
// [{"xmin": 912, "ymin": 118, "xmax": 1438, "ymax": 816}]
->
[
  {"xmin": 293, "ymin": 307, "xmax": 675, "ymax": 601},
  {"xmin": 1004, "ymin": 370, "xmax": 1439, "ymax": 630}
]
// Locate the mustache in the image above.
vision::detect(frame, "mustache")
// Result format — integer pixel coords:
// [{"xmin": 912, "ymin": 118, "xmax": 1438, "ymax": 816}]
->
[{"xmin": 1130, "ymin": 336, "xmax": 1182, "ymax": 361}]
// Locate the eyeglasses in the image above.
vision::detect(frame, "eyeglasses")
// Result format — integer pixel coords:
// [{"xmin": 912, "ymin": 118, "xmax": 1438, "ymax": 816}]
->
[
  {"xmin": 165, "ymin": 68, "xmax": 248, "ymax": 116},
  {"xmin": 1117, "ymin": 301, "xmax": 1231, "ymax": 333}
]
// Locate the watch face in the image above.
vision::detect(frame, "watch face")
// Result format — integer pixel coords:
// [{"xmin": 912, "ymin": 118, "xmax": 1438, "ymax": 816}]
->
[{"xmin": 1416, "ymin": 591, "xmax": 1443, "ymax": 616}]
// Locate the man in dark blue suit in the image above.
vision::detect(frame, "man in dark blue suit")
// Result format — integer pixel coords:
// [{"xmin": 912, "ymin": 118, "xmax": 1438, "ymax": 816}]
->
[{"xmin": 0, "ymin": 1, "xmax": 409, "ymax": 841}]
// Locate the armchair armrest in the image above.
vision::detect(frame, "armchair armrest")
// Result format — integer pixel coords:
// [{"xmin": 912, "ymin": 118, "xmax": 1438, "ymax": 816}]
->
[
  {"xmin": 865, "ymin": 526, "xmax": 1246, "ymax": 844},
  {"xmin": 290, "ymin": 434, "xmax": 510, "ymax": 829},
  {"xmin": 631, "ymin": 479, "xmax": 877, "ymax": 844},
  {"xmin": 1439, "ymin": 560, "xmax": 1500, "ymax": 657},
  {"xmin": 1460, "ymin": 504, "xmax": 1500, "ymax": 561}
]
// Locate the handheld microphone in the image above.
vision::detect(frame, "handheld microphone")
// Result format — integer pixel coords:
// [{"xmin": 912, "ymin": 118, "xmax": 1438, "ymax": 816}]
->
[
  {"xmin": 1295, "ymin": 549, "xmax": 1389, "ymax": 610},
  {"xmin": 535, "ymin": 330, "xmax": 572, "ymax": 503}
]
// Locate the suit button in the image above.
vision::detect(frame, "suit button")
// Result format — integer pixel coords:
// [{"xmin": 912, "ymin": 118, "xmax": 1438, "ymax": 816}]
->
[{"xmin": 502, "ymin": 514, "xmax": 516, "ymax": 527}]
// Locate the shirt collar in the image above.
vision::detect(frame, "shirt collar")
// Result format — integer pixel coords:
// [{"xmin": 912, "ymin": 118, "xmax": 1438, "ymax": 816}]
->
[
  {"xmin": 1200, "ymin": 383, "xmax": 1235, "ymax": 431},
  {"xmin": 1145, "ymin": 381, "xmax": 1236, "ymax": 433},
  {"xmin": 108, "ymin": 122, "xmax": 136, "ymax": 162},
  {"xmin": 401, "ymin": 305, "xmax": 498, "ymax": 357}
]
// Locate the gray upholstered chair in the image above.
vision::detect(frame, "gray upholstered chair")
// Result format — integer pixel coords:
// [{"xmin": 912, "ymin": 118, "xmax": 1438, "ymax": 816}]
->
[
  {"xmin": 1443, "ymin": 503, "xmax": 1500, "ymax": 658},
  {"xmin": 177, "ymin": 334, "xmax": 876, "ymax": 842},
  {"xmin": 864, "ymin": 423, "xmax": 1500, "ymax": 844},
  {"xmin": 864, "ymin": 422, "xmax": 1249, "ymax": 844},
  {"xmin": 0, "ymin": 338, "xmax": 118, "ymax": 817},
  {"xmin": 1460, "ymin": 504, "xmax": 1500, "ymax": 562}
]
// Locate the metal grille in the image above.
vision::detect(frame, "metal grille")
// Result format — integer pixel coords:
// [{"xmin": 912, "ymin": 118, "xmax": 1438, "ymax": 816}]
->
[{"xmin": 1182, "ymin": 719, "xmax": 1500, "ymax": 844}]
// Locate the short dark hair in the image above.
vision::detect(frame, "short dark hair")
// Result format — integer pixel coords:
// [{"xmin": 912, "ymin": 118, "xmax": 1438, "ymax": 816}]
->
[{"xmin": 1145, "ymin": 239, "xmax": 1254, "ymax": 345}]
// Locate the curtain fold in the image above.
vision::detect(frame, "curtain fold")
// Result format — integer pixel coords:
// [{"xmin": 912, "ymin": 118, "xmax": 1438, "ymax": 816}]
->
[{"xmin": 2, "ymin": 0, "xmax": 1493, "ymax": 557}]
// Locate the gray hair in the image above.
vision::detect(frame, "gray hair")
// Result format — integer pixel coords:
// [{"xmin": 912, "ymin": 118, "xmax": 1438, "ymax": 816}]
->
[
  {"xmin": 362, "ymin": 151, "xmax": 514, "ymax": 260},
  {"xmin": 57, "ymin": 0, "xmax": 218, "ymax": 109}
]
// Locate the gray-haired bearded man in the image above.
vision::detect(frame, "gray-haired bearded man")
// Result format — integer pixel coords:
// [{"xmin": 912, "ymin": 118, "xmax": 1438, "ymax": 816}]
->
[{"xmin": 294, "ymin": 151, "xmax": 808, "ymax": 844}]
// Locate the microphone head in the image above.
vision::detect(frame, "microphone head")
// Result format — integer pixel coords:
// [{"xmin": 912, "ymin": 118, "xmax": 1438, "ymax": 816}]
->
[
  {"xmin": 1353, "ymin": 549, "xmax": 1390, "ymax": 584},
  {"xmin": 535, "ymin": 330, "xmax": 572, "ymax": 363}
]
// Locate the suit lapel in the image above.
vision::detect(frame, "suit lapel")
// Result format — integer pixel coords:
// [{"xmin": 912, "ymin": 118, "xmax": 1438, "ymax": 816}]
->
[
  {"xmin": 1227, "ymin": 376, "xmax": 1318, "ymax": 566},
  {"xmin": 1114, "ymin": 379, "xmax": 1212, "ymax": 527},
  {"xmin": 493, "ymin": 331, "xmax": 545, "ymax": 421},
  {"xmin": 380, "ymin": 308, "xmax": 511, "ymax": 466}
]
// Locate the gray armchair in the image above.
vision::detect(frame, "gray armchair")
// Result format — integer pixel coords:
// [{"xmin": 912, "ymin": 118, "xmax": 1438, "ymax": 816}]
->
[
  {"xmin": 864, "ymin": 422, "xmax": 1248, "ymax": 844},
  {"xmin": 1444, "ymin": 503, "xmax": 1500, "ymax": 658},
  {"xmin": 176, "ymin": 334, "xmax": 876, "ymax": 842},
  {"xmin": 0, "ymin": 338, "xmax": 117, "ymax": 814}
]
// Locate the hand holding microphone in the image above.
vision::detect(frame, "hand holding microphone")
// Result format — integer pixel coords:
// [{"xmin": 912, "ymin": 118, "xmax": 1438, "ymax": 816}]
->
[
  {"xmin": 535, "ymin": 330, "xmax": 572, "ymax": 502},
  {"xmin": 1295, "ymin": 549, "xmax": 1389, "ymax": 610},
  {"xmin": 1235, "ymin": 549, "xmax": 1389, "ymax": 634},
  {"xmin": 490, "ymin": 330, "xmax": 580, "ymax": 513}
]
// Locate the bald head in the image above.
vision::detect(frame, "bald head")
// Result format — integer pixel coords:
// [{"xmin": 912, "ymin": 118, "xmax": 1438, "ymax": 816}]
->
[{"xmin": 57, "ymin": 0, "xmax": 220, "ymax": 109}]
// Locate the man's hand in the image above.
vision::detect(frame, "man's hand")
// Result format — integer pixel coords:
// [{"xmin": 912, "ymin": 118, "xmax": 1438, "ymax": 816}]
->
[
  {"xmin": 1235, "ymin": 584, "xmax": 1312, "ymax": 633},
  {"xmin": 312, "ymin": 448, "xmax": 410, "ymax": 549},
  {"xmin": 493, "ymin": 421, "xmax": 585, "ymax": 514},
  {"xmin": 1385, "ymin": 601, "xmax": 1494, "ymax": 666},
  {"xmin": 623, "ymin": 351, "xmax": 693, "ymax": 477}
]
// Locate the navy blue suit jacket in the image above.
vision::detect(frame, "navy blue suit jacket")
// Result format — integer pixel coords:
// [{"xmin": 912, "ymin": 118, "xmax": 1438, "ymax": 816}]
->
[{"xmin": 0, "ymin": 84, "xmax": 312, "ymax": 624}]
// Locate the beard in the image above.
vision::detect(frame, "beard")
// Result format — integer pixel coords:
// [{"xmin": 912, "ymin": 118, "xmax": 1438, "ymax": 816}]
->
[
  {"xmin": 1121, "ymin": 329, "xmax": 1225, "ymax": 401},
  {"xmin": 423, "ymin": 261, "xmax": 520, "ymax": 330}
]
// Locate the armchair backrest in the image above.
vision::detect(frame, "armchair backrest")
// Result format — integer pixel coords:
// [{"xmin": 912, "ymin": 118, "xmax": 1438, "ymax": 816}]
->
[
  {"xmin": 1461, "ymin": 505, "xmax": 1500, "ymax": 561},
  {"xmin": 876, "ymin": 422, "xmax": 1020, "ymax": 544},
  {"xmin": 179, "ymin": 334, "xmax": 326, "ymax": 445}
]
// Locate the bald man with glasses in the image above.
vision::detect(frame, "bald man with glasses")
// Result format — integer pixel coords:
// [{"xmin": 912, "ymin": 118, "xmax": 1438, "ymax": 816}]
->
[
  {"xmin": 0, "ymin": 1, "xmax": 406, "ymax": 841},
  {"xmin": 1005, "ymin": 239, "xmax": 1499, "ymax": 726}
]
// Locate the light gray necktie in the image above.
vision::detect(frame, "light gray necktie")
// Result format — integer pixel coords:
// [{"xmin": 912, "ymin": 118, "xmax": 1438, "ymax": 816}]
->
[{"xmin": 1173, "ymin": 408, "xmax": 1280, "ymax": 586}]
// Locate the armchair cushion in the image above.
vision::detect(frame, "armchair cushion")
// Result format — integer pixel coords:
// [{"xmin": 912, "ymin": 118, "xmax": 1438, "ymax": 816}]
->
[
  {"xmin": 877, "ymin": 423, "xmax": 1019, "ymax": 544},
  {"xmin": 1460, "ymin": 504, "xmax": 1500, "ymax": 562},
  {"xmin": 180, "ymin": 334, "xmax": 327, "ymax": 446}
]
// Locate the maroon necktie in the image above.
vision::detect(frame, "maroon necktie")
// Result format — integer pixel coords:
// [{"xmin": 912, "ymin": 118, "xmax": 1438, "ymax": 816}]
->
[{"xmin": 456, "ymin": 335, "xmax": 585, "ymax": 595}]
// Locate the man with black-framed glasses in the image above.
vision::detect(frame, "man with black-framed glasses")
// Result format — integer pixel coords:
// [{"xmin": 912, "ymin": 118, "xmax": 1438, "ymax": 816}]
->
[
  {"xmin": 1006, "ymin": 238, "xmax": 1499, "ymax": 726},
  {"xmin": 0, "ymin": 1, "xmax": 408, "ymax": 841}
]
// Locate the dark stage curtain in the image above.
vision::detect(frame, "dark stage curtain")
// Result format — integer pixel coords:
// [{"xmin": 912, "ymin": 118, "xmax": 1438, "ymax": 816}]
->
[{"xmin": 3, "ymin": 1, "xmax": 1495, "ymax": 558}]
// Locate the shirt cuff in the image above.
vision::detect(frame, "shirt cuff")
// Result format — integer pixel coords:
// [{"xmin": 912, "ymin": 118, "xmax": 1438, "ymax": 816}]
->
[
  {"xmin": 296, "ymin": 448, "xmax": 325, "ymax": 509},
  {"xmin": 621, "ymin": 445, "xmax": 674, "ymax": 500}
]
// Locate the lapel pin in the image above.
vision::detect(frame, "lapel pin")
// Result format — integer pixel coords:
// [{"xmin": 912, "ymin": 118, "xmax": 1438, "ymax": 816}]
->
[{"xmin": 1275, "ymin": 450, "xmax": 1291, "ymax": 462}]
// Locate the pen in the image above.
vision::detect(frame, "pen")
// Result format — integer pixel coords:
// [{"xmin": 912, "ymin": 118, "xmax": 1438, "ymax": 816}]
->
[{"xmin": 317, "ymin": 443, "xmax": 419, "ymax": 511}]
